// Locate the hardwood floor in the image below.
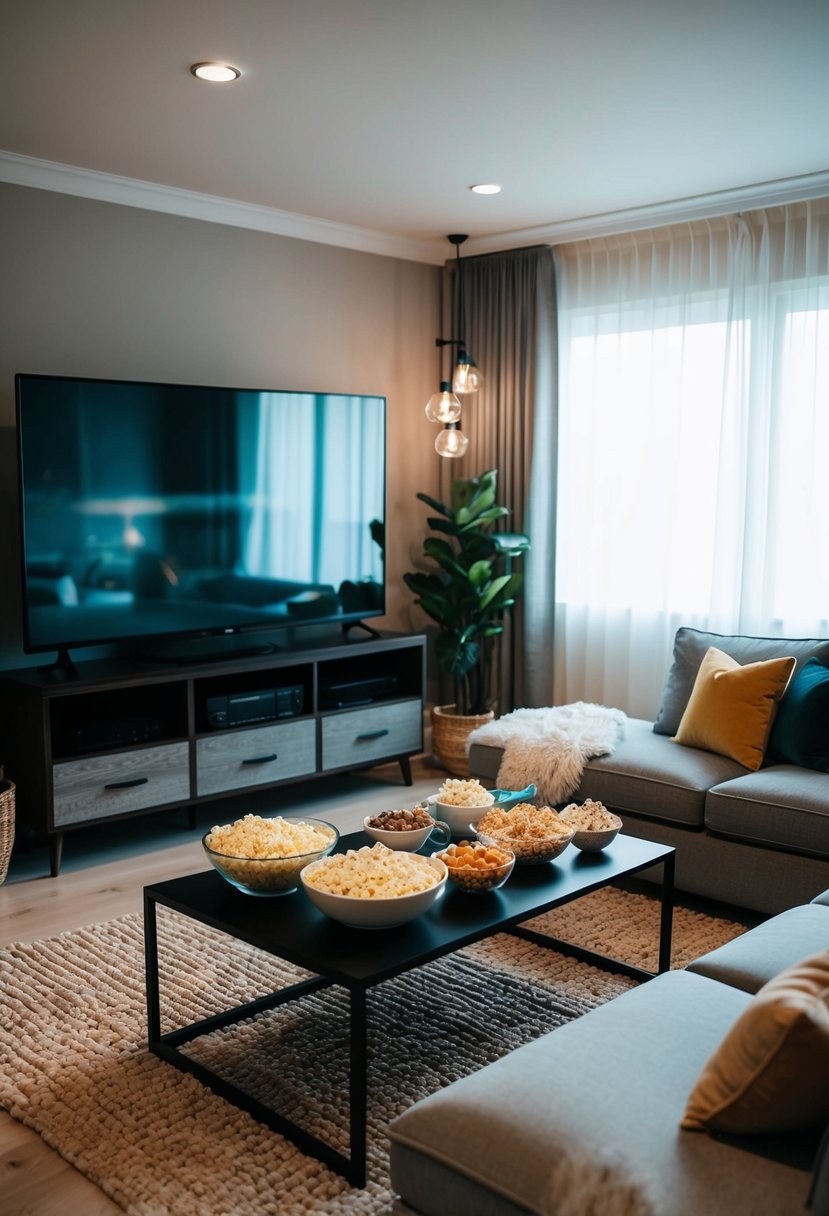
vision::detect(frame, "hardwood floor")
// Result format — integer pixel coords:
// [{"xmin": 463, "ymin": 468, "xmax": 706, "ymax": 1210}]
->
[{"xmin": 0, "ymin": 758, "xmax": 440, "ymax": 1215}]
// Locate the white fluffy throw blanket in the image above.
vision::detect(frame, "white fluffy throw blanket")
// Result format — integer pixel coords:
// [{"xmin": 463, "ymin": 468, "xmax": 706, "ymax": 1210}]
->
[{"xmin": 467, "ymin": 702, "xmax": 627, "ymax": 805}]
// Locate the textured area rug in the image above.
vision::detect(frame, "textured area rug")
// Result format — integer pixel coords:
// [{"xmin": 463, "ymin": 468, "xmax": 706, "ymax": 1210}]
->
[{"xmin": 0, "ymin": 887, "xmax": 747, "ymax": 1216}]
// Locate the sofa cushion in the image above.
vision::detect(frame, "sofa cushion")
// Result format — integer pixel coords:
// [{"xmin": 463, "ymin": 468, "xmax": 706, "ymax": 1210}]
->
[
  {"xmin": 705, "ymin": 768, "xmax": 829, "ymax": 859},
  {"xmin": 673, "ymin": 648, "xmax": 795, "ymax": 770},
  {"xmin": 768, "ymin": 657, "xmax": 829, "ymax": 772},
  {"xmin": 688, "ymin": 904, "xmax": 829, "ymax": 994},
  {"xmin": 575, "ymin": 717, "xmax": 746, "ymax": 828},
  {"xmin": 682, "ymin": 951, "xmax": 829, "ymax": 1135},
  {"xmin": 389, "ymin": 970, "xmax": 812, "ymax": 1216},
  {"xmin": 653, "ymin": 628, "xmax": 829, "ymax": 736}
]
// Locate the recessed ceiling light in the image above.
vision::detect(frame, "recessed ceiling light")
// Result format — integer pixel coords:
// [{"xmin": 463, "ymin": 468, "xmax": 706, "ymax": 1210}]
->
[
  {"xmin": 190, "ymin": 62, "xmax": 241, "ymax": 82},
  {"xmin": 471, "ymin": 183, "xmax": 502, "ymax": 195}
]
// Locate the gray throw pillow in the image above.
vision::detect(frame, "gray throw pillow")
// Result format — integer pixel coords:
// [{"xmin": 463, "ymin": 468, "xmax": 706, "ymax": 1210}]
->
[{"xmin": 653, "ymin": 628, "xmax": 829, "ymax": 737}]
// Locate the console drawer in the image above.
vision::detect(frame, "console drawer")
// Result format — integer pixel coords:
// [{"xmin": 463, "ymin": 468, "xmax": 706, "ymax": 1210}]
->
[
  {"xmin": 196, "ymin": 718, "xmax": 317, "ymax": 796},
  {"xmin": 321, "ymin": 700, "xmax": 422, "ymax": 771},
  {"xmin": 53, "ymin": 742, "xmax": 190, "ymax": 826}
]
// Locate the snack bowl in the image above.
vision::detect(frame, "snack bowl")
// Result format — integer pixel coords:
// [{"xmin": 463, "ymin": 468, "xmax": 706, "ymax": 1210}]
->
[
  {"xmin": 474, "ymin": 803, "xmax": 575, "ymax": 865},
  {"xmin": 559, "ymin": 802, "xmax": 623, "ymax": 852},
  {"xmin": 363, "ymin": 809, "xmax": 451, "ymax": 852},
  {"xmin": 427, "ymin": 777, "xmax": 497, "ymax": 838},
  {"xmin": 202, "ymin": 815, "xmax": 339, "ymax": 896},
  {"xmin": 433, "ymin": 840, "xmax": 515, "ymax": 894},
  {"xmin": 300, "ymin": 848, "xmax": 447, "ymax": 928}
]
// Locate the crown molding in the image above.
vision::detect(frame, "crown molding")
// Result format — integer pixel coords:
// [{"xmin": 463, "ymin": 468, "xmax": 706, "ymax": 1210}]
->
[
  {"xmin": 0, "ymin": 150, "xmax": 448, "ymax": 265},
  {"xmin": 465, "ymin": 169, "xmax": 829, "ymax": 254},
  {"xmin": 3, "ymin": 149, "xmax": 828, "ymax": 263}
]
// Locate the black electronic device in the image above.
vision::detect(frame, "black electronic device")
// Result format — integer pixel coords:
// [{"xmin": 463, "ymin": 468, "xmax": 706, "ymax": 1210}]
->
[
  {"xmin": 206, "ymin": 684, "xmax": 304, "ymax": 728},
  {"xmin": 72, "ymin": 716, "xmax": 165, "ymax": 754},
  {"xmin": 15, "ymin": 373, "xmax": 387, "ymax": 658},
  {"xmin": 319, "ymin": 674, "xmax": 399, "ymax": 709}
]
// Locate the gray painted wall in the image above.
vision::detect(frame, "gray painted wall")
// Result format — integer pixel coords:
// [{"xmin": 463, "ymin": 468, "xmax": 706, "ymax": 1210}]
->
[{"xmin": 0, "ymin": 182, "xmax": 441, "ymax": 670}]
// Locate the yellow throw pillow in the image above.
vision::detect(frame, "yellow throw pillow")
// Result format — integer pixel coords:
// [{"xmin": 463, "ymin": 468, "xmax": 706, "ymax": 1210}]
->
[
  {"xmin": 682, "ymin": 951, "xmax": 829, "ymax": 1134},
  {"xmin": 673, "ymin": 646, "xmax": 795, "ymax": 770}
]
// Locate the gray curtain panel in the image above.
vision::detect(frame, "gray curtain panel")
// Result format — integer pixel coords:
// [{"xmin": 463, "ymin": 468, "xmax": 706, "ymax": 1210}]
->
[{"xmin": 439, "ymin": 245, "xmax": 558, "ymax": 712}]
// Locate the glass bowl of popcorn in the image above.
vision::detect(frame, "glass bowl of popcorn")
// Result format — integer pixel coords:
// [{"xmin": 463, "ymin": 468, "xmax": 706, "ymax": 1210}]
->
[
  {"xmin": 475, "ymin": 803, "xmax": 576, "ymax": 865},
  {"xmin": 428, "ymin": 777, "xmax": 496, "ymax": 838},
  {"xmin": 300, "ymin": 842, "xmax": 447, "ymax": 928},
  {"xmin": 558, "ymin": 800, "xmax": 623, "ymax": 852},
  {"xmin": 203, "ymin": 814, "xmax": 339, "ymax": 896}
]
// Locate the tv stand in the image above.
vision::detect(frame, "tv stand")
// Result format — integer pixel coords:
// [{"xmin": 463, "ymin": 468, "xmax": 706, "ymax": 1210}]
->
[{"xmin": 0, "ymin": 631, "xmax": 426, "ymax": 877}]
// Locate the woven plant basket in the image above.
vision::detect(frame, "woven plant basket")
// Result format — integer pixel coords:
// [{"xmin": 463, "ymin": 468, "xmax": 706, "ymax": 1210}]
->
[
  {"xmin": 0, "ymin": 772, "xmax": 15, "ymax": 886},
  {"xmin": 431, "ymin": 704, "xmax": 495, "ymax": 777}
]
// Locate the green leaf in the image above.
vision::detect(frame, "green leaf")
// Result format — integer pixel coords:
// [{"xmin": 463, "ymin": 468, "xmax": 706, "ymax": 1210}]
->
[{"xmin": 416, "ymin": 491, "xmax": 451, "ymax": 517}]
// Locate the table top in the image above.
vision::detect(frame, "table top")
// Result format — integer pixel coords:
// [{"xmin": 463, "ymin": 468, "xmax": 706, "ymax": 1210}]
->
[{"xmin": 144, "ymin": 831, "xmax": 674, "ymax": 989}]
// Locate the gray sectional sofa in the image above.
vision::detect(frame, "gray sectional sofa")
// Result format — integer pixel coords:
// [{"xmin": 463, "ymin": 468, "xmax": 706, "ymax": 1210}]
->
[
  {"xmin": 389, "ymin": 890, "xmax": 829, "ymax": 1216},
  {"xmin": 470, "ymin": 629, "xmax": 829, "ymax": 915}
]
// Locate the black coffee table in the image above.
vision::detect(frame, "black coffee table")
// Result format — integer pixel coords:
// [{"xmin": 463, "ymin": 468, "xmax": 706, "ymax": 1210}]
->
[{"xmin": 144, "ymin": 831, "xmax": 674, "ymax": 1186}]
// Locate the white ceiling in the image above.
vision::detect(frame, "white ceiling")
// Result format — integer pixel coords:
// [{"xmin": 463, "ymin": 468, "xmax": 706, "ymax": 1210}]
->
[{"xmin": 3, "ymin": 0, "xmax": 829, "ymax": 264}]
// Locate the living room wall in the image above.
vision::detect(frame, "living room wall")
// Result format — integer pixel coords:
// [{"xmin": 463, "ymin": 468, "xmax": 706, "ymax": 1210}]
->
[{"xmin": 0, "ymin": 181, "xmax": 441, "ymax": 670}]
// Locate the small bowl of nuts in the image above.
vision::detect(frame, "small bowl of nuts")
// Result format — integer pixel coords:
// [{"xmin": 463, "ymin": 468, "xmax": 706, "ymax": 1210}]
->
[
  {"xmin": 363, "ymin": 806, "xmax": 451, "ymax": 852},
  {"xmin": 475, "ymin": 803, "xmax": 576, "ymax": 865},
  {"xmin": 428, "ymin": 777, "xmax": 496, "ymax": 838},
  {"xmin": 433, "ymin": 839, "xmax": 515, "ymax": 893},
  {"xmin": 559, "ymin": 800, "xmax": 623, "ymax": 852}
]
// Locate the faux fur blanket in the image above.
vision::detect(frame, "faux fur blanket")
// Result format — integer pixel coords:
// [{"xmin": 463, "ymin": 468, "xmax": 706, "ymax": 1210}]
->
[{"xmin": 467, "ymin": 702, "xmax": 627, "ymax": 805}]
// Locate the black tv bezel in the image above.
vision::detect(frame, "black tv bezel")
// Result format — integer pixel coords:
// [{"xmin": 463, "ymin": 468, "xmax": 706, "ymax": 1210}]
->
[{"xmin": 14, "ymin": 372, "xmax": 388, "ymax": 658}]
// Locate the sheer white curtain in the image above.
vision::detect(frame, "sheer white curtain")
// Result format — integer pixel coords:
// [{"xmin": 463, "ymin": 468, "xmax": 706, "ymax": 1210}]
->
[{"xmin": 552, "ymin": 200, "xmax": 829, "ymax": 719}]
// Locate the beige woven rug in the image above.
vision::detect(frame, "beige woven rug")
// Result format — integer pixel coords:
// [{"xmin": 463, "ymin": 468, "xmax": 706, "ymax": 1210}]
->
[{"xmin": 0, "ymin": 887, "xmax": 746, "ymax": 1216}]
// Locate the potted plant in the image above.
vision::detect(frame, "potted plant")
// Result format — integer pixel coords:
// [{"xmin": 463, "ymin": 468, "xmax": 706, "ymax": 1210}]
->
[{"xmin": 404, "ymin": 468, "xmax": 529, "ymax": 774}]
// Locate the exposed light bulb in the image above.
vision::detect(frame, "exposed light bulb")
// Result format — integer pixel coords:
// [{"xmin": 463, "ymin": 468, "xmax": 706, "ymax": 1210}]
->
[
  {"xmin": 425, "ymin": 381, "xmax": 462, "ymax": 424},
  {"xmin": 435, "ymin": 423, "xmax": 469, "ymax": 458},
  {"xmin": 452, "ymin": 350, "xmax": 484, "ymax": 395}
]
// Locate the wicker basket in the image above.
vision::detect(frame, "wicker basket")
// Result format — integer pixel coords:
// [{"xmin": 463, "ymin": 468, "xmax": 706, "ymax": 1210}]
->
[
  {"xmin": 0, "ymin": 775, "xmax": 15, "ymax": 886},
  {"xmin": 431, "ymin": 704, "xmax": 495, "ymax": 777}
]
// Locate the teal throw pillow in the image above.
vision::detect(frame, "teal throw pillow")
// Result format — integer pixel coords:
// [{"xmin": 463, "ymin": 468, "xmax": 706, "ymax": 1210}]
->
[{"xmin": 768, "ymin": 657, "xmax": 829, "ymax": 771}]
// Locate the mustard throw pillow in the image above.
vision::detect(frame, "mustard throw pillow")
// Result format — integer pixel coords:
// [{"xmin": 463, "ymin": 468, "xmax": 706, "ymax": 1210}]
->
[
  {"xmin": 682, "ymin": 951, "xmax": 829, "ymax": 1134},
  {"xmin": 673, "ymin": 647, "xmax": 795, "ymax": 770}
]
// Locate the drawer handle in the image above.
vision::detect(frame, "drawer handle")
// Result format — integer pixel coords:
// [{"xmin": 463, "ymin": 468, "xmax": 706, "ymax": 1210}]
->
[
  {"xmin": 357, "ymin": 729, "xmax": 389, "ymax": 741},
  {"xmin": 104, "ymin": 777, "xmax": 149, "ymax": 791},
  {"xmin": 241, "ymin": 753, "xmax": 278, "ymax": 765}
]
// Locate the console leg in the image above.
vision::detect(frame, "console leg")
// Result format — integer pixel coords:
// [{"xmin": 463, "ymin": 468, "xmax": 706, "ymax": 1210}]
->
[
  {"xmin": 399, "ymin": 756, "xmax": 413, "ymax": 786},
  {"xmin": 49, "ymin": 832, "xmax": 64, "ymax": 877}
]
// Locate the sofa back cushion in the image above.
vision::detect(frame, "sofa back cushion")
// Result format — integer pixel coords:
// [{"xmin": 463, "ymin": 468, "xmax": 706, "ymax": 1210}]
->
[
  {"xmin": 654, "ymin": 628, "xmax": 829, "ymax": 736},
  {"xmin": 767, "ymin": 657, "xmax": 829, "ymax": 772},
  {"xmin": 673, "ymin": 648, "xmax": 795, "ymax": 771},
  {"xmin": 682, "ymin": 949, "xmax": 829, "ymax": 1135}
]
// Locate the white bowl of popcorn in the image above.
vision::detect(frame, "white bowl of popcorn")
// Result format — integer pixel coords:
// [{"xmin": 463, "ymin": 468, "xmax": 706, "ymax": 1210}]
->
[
  {"xmin": 559, "ymin": 800, "xmax": 623, "ymax": 852},
  {"xmin": 203, "ymin": 814, "xmax": 339, "ymax": 896},
  {"xmin": 300, "ymin": 842, "xmax": 447, "ymax": 928},
  {"xmin": 428, "ymin": 777, "xmax": 496, "ymax": 838}
]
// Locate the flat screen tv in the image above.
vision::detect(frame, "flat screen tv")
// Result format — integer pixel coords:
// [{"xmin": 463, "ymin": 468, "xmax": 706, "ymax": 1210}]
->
[{"xmin": 15, "ymin": 373, "xmax": 386, "ymax": 659}]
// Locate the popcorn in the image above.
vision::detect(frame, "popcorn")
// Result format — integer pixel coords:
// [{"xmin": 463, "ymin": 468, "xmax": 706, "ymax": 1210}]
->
[
  {"xmin": 205, "ymin": 813, "xmax": 335, "ymax": 858},
  {"xmin": 560, "ymin": 800, "xmax": 621, "ymax": 831},
  {"xmin": 303, "ymin": 842, "xmax": 441, "ymax": 899},
  {"xmin": 204, "ymin": 814, "xmax": 337, "ymax": 893},
  {"xmin": 436, "ymin": 778, "xmax": 495, "ymax": 808}
]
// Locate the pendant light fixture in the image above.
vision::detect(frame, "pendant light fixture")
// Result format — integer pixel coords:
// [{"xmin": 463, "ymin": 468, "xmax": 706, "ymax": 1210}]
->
[{"xmin": 427, "ymin": 234, "xmax": 483, "ymax": 458}]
